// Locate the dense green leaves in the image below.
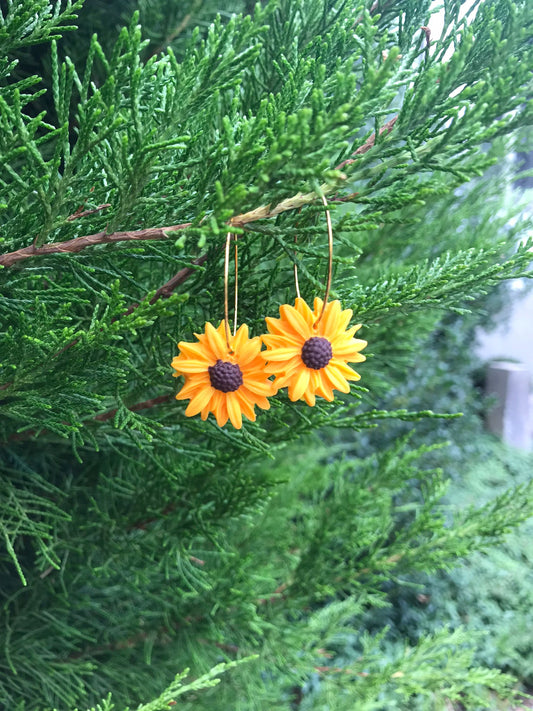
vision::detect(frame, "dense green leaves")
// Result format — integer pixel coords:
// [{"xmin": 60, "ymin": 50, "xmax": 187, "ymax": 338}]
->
[{"xmin": 0, "ymin": 0, "xmax": 532, "ymax": 708}]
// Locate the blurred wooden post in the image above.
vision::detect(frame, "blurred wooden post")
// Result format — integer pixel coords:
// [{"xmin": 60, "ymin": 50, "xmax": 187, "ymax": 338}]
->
[{"xmin": 486, "ymin": 361, "xmax": 531, "ymax": 450}]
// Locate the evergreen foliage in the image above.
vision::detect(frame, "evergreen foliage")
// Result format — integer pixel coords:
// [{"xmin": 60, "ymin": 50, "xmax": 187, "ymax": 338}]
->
[
  {"xmin": 370, "ymin": 439, "xmax": 533, "ymax": 692},
  {"xmin": 0, "ymin": 0, "xmax": 532, "ymax": 708}
]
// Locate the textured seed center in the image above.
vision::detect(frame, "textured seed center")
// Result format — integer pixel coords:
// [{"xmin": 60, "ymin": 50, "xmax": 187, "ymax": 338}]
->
[
  {"xmin": 208, "ymin": 359, "xmax": 243, "ymax": 393},
  {"xmin": 301, "ymin": 337, "xmax": 332, "ymax": 370}
]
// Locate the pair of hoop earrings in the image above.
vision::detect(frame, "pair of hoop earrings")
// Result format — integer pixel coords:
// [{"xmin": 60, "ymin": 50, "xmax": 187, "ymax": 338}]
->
[{"xmin": 171, "ymin": 196, "xmax": 367, "ymax": 429}]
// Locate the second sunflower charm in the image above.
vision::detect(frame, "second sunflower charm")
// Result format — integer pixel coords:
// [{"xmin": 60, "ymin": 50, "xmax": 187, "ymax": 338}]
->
[{"xmin": 262, "ymin": 297, "xmax": 367, "ymax": 406}]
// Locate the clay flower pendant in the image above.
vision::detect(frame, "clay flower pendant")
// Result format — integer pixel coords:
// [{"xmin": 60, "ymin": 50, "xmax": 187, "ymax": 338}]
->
[
  {"xmin": 262, "ymin": 297, "xmax": 367, "ymax": 406},
  {"xmin": 172, "ymin": 321, "xmax": 276, "ymax": 429}
]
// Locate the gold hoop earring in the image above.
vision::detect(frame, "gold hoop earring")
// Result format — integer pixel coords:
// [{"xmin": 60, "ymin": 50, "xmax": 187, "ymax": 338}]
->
[
  {"xmin": 171, "ymin": 230, "xmax": 276, "ymax": 428},
  {"xmin": 262, "ymin": 195, "xmax": 367, "ymax": 406}
]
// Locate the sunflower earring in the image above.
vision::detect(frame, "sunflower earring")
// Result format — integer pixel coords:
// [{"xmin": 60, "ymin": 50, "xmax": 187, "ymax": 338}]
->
[
  {"xmin": 262, "ymin": 195, "xmax": 367, "ymax": 406},
  {"xmin": 171, "ymin": 231, "xmax": 276, "ymax": 429}
]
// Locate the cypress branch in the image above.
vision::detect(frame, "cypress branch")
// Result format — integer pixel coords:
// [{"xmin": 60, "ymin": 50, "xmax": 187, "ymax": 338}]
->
[
  {"xmin": 0, "ymin": 113, "xmax": 398, "ymax": 269},
  {"xmin": 1, "ymin": 1, "xmax": 533, "ymax": 708}
]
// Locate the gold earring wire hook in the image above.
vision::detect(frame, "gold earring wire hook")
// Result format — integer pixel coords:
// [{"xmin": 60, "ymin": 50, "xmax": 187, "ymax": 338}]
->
[
  {"xmin": 293, "ymin": 238, "xmax": 301, "ymax": 299},
  {"xmin": 224, "ymin": 231, "xmax": 238, "ymax": 353},
  {"xmin": 314, "ymin": 193, "xmax": 333, "ymax": 328},
  {"xmin": 233, "ymin": 234, "xmax": 239, "ymax": 338},
  {"xmin": 293, "ymin": 195, "xmax": 333, "ymax": 328},
  {"xmin": 293, "ymin": 208, "xmax": 302, "ymax": 299}
]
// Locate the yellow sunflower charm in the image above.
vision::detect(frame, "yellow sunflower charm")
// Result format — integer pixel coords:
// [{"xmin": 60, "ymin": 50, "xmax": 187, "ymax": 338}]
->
[
  {"xmin": 171, "ymin": 321, "xmax": 276, "ymax": 429},
  {"xmin": 262, "ymin": 297, "xmax": 367, "ymax": 406}
]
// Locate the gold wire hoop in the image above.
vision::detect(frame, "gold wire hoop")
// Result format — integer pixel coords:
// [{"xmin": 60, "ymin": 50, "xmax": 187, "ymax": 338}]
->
[
  {"xmin": 314, "ymin": 193, "xmax": 333, "ymax": 328},
  {"xmin": 293, "ymin": 208, "xmax": 302, "ymax": 300},
  {"xmin": 293, "ymin": 194, "xmax": 333, "ymax": 328},
  {"xmin": 224, "ymin": 231, "xmax": 238, "ymax": 353}
]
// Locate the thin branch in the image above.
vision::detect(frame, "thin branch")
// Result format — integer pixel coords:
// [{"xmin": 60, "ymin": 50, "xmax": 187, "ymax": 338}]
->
[
  {"xmin": 150, "ymin": 0, "xmax": 203, "ymax": 56},
  {"xmin": 336, "ymin": 116, "xmax": 398, "ymax": 170},
  {"xmin": 4, "ymin": 394, "xmax": 174, "ymax": 444},
  {"xmin": 66, "ymin": 203, "xmax": 111, "ymax": 221},
  {"xmin": 148, "ymin": 253, "xmax": 209, "ymax": 303},
  {"xmin": 352, "ymin": 0, "xmax": 393, "ymax": 29},
  {"xmin": 2, "ymin": 185, "xmax": 352, "ymax": 267},
  {"xmin": 0, "ymin": 181, "xmax": 356, "ymax": 269},
  {"xmin": 0, "ymin": 254, "xmax": 210, "ymax": 393},
  {"xmin": 130, "ymin": 503, "xmax": 176, "ymax": 531},
  {"xmin": 421, "ymin": 25, "xmax": 431, "ymax": 64},
  {"xmin": 0, "ymin": 223, "xmax": 192, "ymax": 268},
  {"xmin": 93, "ymin": 394, "xmax": 173, "ymax": 422},
  {"xmin": 0, "ymin": 115, "xmax": 399, "ymax": 269}
]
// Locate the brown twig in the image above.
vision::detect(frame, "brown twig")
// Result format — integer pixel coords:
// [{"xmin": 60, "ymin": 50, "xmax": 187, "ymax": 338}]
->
[
  {"xmin": 150, "ymin": 0, "xmax": 203, "ymax": 57},
  {"xmin": 0, "ymin": 114, "xmax": 399, "ymax": 270},
  {"xmin": 256, "ymin": 582, "xmax": 288, "ymax": 605},
  {"xmin": 66, "ymin": 203, "xmax": 111, "ymax": 221},
  {"xmin": 421, "ymin": 25, "xmax": 431, "ymax": 64},
  {"xmin": 336, "ymin": 116, "xmax": 398, "ymax": 170},
  {"xmin": 0, "ymin": 255, "xmax": 209, "ymax": 393},
  {"xmin": 0, "ymin": 222, "xmax": 193, "ymax": 268},
  {"xmin": 65, "ymin": 577, "xmax": 285, "ymax": 663},
  {"xmin": 0, "ymin": 121, "xmax": 398, "ymax": 406},
  {"xmin": 130, "ymin": 503, "xmax": 177, "ymax": 531},
  {"xmin": 0, "ymin": 119, "xmax": 397, "ymax": 395},
  {"xmin": 5, "ymin": 394, "xmax": 174, "ymax": 444},
  {"xmin": 93, "ymin": 394, "xmax": 173, "ymax": 422},
  {"xmin": 149, "ymin": 253, "xmax": 209, "ymax": 303},
  {"xmin": 421, "ymin": 25, "xmax": 431, "ymax": 46},
  {"xmin": 352, "ymin": 0, "xmax": 391, "ymax": 29},
  {"xmin": 0, "ymin": 180, "xmax": 354, "ymax": 269},
  {"xmin": 49, "ymin": 255, "xmax": 209, "ymax": 361}
]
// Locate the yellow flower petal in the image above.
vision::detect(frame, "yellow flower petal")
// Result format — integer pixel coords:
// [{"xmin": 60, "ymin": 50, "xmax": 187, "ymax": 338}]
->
[
  {"xmin": 303, "ymin": 388, "xmax": 316, "ymax": 407},
  {"xmin": 264, "ymin": 355, "xmax": 303, "ymax": 378},
  {"xmin": 185, "ymin": 386, "xmax": 215, "ymax": 416},
  {"xmin": 237, "ymin": 338, "xmax": 262, "ymax": 366},
  {"xmin": 320, "ymin": 300, "xmax": 341, "ymax": 336},
  {"xmin": 176, "ymin": 342, "xmax": 211, "ymax": 361},
  {"xmin": 331, "ymin": 326, "xmax": 359, "ymax": 346},
  {"xmin": 236, "ymin": 391, "xmax": 256, "ymax": 422},
  {"xmin": 316, "ymin": 372, "xmax": 334, "ymax": 401},
  {"xmin": 271, "ymin": 372, "xmax": 291, "ymax": 389},
  {"xmin": 279, "ymin": 304, "xmax": 311, "ymax": 339},
  {"xmin": 173, "ymin": 359, "xmax": 211, "ymax": 374},
  {"xmin": 262, "ymin": 334, "xmax": 299, "ymax": 349},
  {"xmin": 329, "ymin": 359, "xmax": 361, "ymax": 380},
  {"xmin": 312, "ymin": 297, "xmax": 324, "ymax": 318},
  {"xmin": 263, "ymin": 317, "xmax": 285, "ymax": 336},
  {"xmin": 226, "ymin": 391, "xmax": 242, "ymax": 429},
  {"xmin": 176, "ymin": 376, "xmax": 209, "ymax": 400},
  {"xmin": 239, "ymin": 386, "xmax": 270, "ymax": 411},
  {"xmin": 294, "ymin": 297, "xmax": 315, "ymax": 326},
  {"xmin": 264, "ymin": 346, "xmax": 301, "ymax": 361},
  {"xmin": 332, "ymin": 340, "xmax": 367, "ymax": 359},
  {"xmin": 338, "ymin": 307, "xmax": 354, "ymax": 333},
  {"xmin": 214, "ymin": 396, "xmax": 229, "ymax": 427},
  {"xmin": 324, "ymin": 365, "xmax": 351, "ymax": 393},
  {"xmin": 288, "ymin": 367, "xmax": 310, "ymax": 402},
  {"xmin": 263, "ymin": 297, "xmax": 366, "ymax": 407},
  {"xmin": 232, "ymin": 323, "xmax": 250, "ymax": 351},
  {"xmin": 205, "ymin": 322, "xmax": 227, "ymax": 359},
  {"xmin": 244, "ymin": 378, "xmax": 276, "ymax": 396}
]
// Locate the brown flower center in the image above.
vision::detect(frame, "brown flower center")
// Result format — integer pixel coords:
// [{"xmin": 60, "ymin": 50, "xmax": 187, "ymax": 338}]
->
[
  {"xmin": 208, "ymin": 359, "xmax": 243, "ymax": 393},
  {"xmin": 301, "ymin": 337, "xmax": 332, "ymax": 370}
]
